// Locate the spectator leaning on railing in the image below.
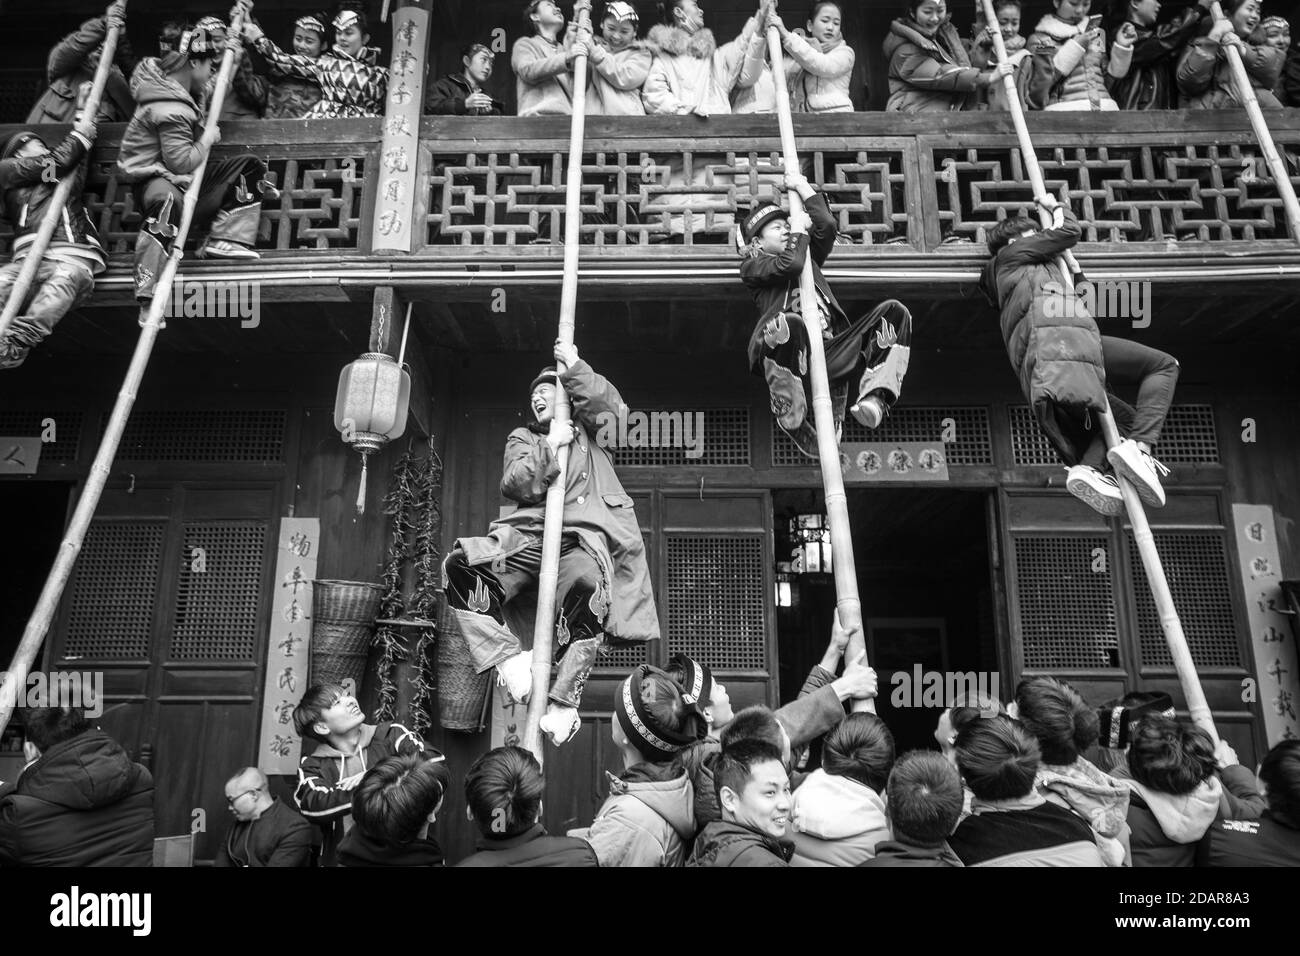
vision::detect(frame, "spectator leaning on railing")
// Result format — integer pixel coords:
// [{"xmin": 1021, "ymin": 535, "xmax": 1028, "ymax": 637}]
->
[
  {"xmin": 1103, "ymin": 0, "xmax": 1211, "ymax": 111},
  {"xmin": 885, "ymin": 0, "xmax": 1001, "ymax": 113},
  {"xmin": 1024, "ymin": 0, "xmax": 1133, "ymax": 111},
  {"xmin": 1176, "ymin": 0, "xmax": 1283, "ymax": 108},
  {"xmin": 427, "ymin": 43, "xmax": 505, "ymax": 115},
  {"xmin": 513, "ymin": 0, "xmax": 586, "ymax": 117},
  {"xmin": 262, "ymin": 15, "xmax": 327, "ymax": 119}
]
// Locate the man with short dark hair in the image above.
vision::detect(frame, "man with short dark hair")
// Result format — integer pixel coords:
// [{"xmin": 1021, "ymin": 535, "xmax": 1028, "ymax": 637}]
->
[
  {"xmin": 215, "ymin": 767, "xmax": 312, "ymax": 867},
  {"xmin": 456, "ymin": 746, "xmax": 597, "ymax": 866},
  {"xmin": 946, "ymin": 715, "xmax": 1103, "ymax": 866},
  {"xmin": 336, "ymin": 754, "xmax": 450, "ymax": 867},
  {"xmin": 1198, "ymin": 740, "xmax": 1300, "ymax": 867},
  {"xmin": 688, "ymin": 738, "xmax": 793, "ymax": 867},
  {"xmin": 427, "ymin": 43, "xmax": 504, "ymax": 114},
  {"xmin": 862, "ymin": 751, "xmax": 964, "ymax": 867},
  {"xmin": 0, "ymin": 704, "xmax": 154, "ymax": 866}
]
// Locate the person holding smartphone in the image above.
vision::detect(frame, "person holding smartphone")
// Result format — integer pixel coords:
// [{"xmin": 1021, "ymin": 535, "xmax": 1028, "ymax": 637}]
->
[{"xmin": 1024, "ymin": 0, "xmax": 1134, "ymax": 110}]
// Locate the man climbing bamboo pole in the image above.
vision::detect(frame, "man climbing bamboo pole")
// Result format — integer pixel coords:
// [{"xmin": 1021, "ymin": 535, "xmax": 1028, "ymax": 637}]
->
[
  {"xmin": 0, "ymin": 0, "xmax": 127, "ymax": 348},
  {"xmin": 979, "ymin": 0, "xmax": 1217, "ymax": 741},
  {"xmin": 0, "ymin": 2, "xmax": 254, "ymax": 738},
  {"xmin": 764, "ymin": 11, "xmax": 880, "ymax": 714},
  {"xmin": 521, "ymin": 0, "xmax": 595, "ymax": 759},
  {"xmin": 1208, "ymin": 1, "xmax": 1300, "ymax": 243}
]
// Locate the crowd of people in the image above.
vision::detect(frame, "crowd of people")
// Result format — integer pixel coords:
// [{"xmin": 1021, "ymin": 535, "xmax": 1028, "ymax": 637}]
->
[{"xmin": 1, "ymin": 621, "xmax": 1298, "ymax": 867}]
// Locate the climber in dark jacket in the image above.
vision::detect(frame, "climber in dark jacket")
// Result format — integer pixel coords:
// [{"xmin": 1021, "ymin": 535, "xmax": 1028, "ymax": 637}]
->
[
  {"xmin": 26, "ymin": 1, "xmax": 135, "ymax": 126},
  {"xmin": 980, "ymin": 199, "xmax": 1179, "ymax": 517},
  {"xmin": 0, "ymin": 705, "xmax": 154, "ymax": 866}
]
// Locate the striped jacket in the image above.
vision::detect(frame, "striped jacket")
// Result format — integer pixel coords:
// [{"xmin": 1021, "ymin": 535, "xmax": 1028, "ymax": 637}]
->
[
  {"xmin": 294, "ymin": 722, "xmax": 435, "ymax": 866},
  {"xmin": 947, "ymin": 793, "xmax": 1104, "ymax": 866}
]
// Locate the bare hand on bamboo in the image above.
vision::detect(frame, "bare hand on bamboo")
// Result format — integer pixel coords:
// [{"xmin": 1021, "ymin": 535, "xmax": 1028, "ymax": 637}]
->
[
  {"xmin": 106, "ymin": 0, "xmax": 127, "ymax": 32},
  {"xmin": 833, "ymin": 651, "xmax": 878, "ymax": 702}
]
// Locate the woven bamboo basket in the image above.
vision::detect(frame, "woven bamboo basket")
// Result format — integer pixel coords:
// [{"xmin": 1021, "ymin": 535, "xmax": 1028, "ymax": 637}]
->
[
  {"xmin": 309, "ymin": 580, "xmax": 384, "ymax": 690},
  {"xmin": 436, "ymin": 601, "xmax": 492, "ymax": 732}
]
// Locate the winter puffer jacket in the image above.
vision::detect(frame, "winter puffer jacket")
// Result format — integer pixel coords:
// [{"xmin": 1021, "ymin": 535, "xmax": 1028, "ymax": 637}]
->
[
  {"xmin": 1177, "ymin": 32, "xmax": 1284, "ymax": 109},
  {"xmin": 576, "ymin": 764, "xmax": 697, "ymax": 867},
  {"xmin": 1106, "ymin": 9, "xmax": 1208, "ymax": 110},
  {"xmin": 513, "ymin": 34, "xmax": 576, "ymax": 117},
  {"xmin": 254, "ymin": 37, "xmax": 387, "ymax": 118},
  {"xmin": 688, "ymin": 821, "xmax": 793, "ymax": 867},
  {"xmin": 0, "ymin": 729, "xmax": 154, "ymax": 866},
  {"xmin": 1025, "ymin": 13, "xmax": 1131, "ymax": 111},
  {"xmin": 1116, "ymin": 764, "xmax": 1266, "ymax": 867},
  {"xmin": 26, "ymin": 16, "xmax": 135, "ymax": 125},
  {"xmin": 784, "ymin": 32, "xmax": 855, "ymax": 114},
  {"xmin": 884, "ymin": 18, "xmax": 982, "ymax": 113},
  {"xmin": 425, "ymin": 73, "xmax": 504, "ymax": 116},
  {"xmin": 642, "ymin": 17, "xmax": 762, "ymax": 116},
  {"xmin": 789, "ymin": 769, "xmax": 889, "ymax": 866},
  {"xmin": 967, "ymin": 33, "xmax": 1032, "ymax": 112},
  {"xmin": 0, "ymin": 129, "xmax": 105, "ymax": 272},
  {"xmin": 1036, "ymin": 758, "xmax": 1131, "ymax": 867},
  {"xmin": 115, "ymin": 58, "xmax": 205, "ymax": 182},
  {"xmin": 456, "ymin": 823, "xmax": 599, "ymax": 867},
  {"xmin": 979, "ymin": 207, "xmax": 1108, "ymax": 467},
  {"xmin": 586, "ymin": 37, "xmax": 653, "ymax": 115}
]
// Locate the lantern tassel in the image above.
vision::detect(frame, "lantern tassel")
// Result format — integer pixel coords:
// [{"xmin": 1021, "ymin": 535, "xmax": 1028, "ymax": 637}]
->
[{"xmin": 356, "ymin": 453, "xmax": 369, "ymax": 515}]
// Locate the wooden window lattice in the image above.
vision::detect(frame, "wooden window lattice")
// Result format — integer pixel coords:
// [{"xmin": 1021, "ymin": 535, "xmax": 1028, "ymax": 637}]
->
[
  {"xmin": 1015, "ymin": 535, "xmax": 1120, "ymax": 669},
  {"xmin": 0, "ymin": 409, "xmax": 82, "ymax": 464},
  {"xmin": 170, "ymin": 522, "xmax": 267, "ymax": 661},
  {"xmin": 114, "ymin": 408, "xmax": 286, "ymax": 462},
  {"xmin": 64, "ymin": 521, "xmax": 165, "ymax": 661},
  {"xmin": 666, "ymin": 535, "xmax": 767, "ymax": 671},
  {"xmin": 1009, "ymin": 403, "xmax": 1219, "ymax": 466},
  {"xmin": 1128, "ymin": 531, "xmax": 1240, "ymax": 669},
  {"xmin": 612, "ymin": 407, "xmax": 749, "ymax": 467},
  {"xmin": 773, "ymin": 405, "xmax": 992, "ymax": 467}
]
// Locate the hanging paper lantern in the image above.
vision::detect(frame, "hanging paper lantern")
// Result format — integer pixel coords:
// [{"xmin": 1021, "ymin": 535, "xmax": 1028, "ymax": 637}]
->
[{"xmin": 334, "ymin": 352, "xmax": 410, "ymax": 515}]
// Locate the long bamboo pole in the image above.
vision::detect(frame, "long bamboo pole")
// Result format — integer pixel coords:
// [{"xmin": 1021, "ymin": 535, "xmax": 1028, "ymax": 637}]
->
[
  {"xmin": 0, "ymin": 2, "xmax": 127, "ymax": 343},
  {"xmin": 980, "ymin": 0, "xmax": 1217, "ymax": 740},
  {"xmin": 521, "ymin": 1, "xmax": 594, "ymax": 760},
  {"xmin": 766, "ymin": 19, "xmax": 873, "ymax": 714},
  {"xmin": 0, "ymin": 3, "xmax": 254, "ymax": 737},
  {"xmin": 1209, "ymin": 3, "xmax": 1300, "ymax": 244}
]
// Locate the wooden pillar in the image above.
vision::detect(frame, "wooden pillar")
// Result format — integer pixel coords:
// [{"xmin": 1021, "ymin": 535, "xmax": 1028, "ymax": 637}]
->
[{"xmin": 371, "ymin": 1, "xmax": 434, "ymax": 254}]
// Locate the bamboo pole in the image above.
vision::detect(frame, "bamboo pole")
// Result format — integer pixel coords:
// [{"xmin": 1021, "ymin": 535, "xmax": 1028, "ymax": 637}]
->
[
  {"xmin": 0, "ymin": 2, "xmax": 128, "ymax": 343},
  {"xmin": 0, "ymin": 2, "xmax": 254, "ymax": 738},
  {"xmin": 766, "ymin": 18, "xmax": 873, "ymax": 714},
  {"xmin": 1209, "ymin": 2, "xmax": 1300, "ymax": 244},
  {"xmin": 521, "ymin": 0, "xmax": 594, "ymax": 761},
  {"xmin": 980, "ymin": 0, "xmax": 1217, "ymax": 740}
]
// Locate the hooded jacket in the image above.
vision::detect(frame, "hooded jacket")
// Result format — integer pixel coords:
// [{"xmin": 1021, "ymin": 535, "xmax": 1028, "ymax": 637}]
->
[
  {"xmin": 116, "ymin": 57, "xmax": 206, "ymax": 182},
  {"xmin": 860, "ymin": 839, "xmax": 964, "ymax": 867},
  {"xmin": 0, "ymin": 729, "xmax": 154, "ymax": 866},
  {"xmin": 0, "ymin": 129, "xmax": 105, "ymax": 273},
  {"xmin": 336, "ymin": 828, "xmax": 444, "ymax": 867},
  {"xmin": 1117, "ymin": 764, "xmax": 1265, "ymax": 867},
  {"xmin": 1036, "ymin": 758, "xmax": 1131, "ymax": 867},
  {"xmin": 1106, "ymin": 8, "xmax": 1208, "ymax": 110},
  {"xmin": 579, "ymin": 764, "xmax": 697, "ymax": 867},
  {"xmin": 642, "ymin": 17, "xmax": 761, "ymax": 116},
  {"xmin": 587, "ymin": 37, "xmax": 652, "ymax": 115},
  {"xmin": 884, "ymin": 18, "xmax": 982, "ymax": 113},
  {"xmin": 456, "ymin": 823, "xmax": 599, "ymax": 867},
  {"xmin": 688, "ymin": 820, "xmax": 793, "ymax": 867},
  {"xmin": 1025, "ymin": 13, "xmax": 1131, "ymax": 110},
  {"xmin": 456, "ymin": 359, "xmax": 660, "ymax": 645},
  {"xmin": 947, "ymin": 791, "xmax": 1104, "ymax": 866},
  {"xmin": 26, "ymin": 16, "xmax": 135, "ymax": 126},
  {"xmin": 979, "ymin": 206, "xmax": 1108, "ymax": 467},
  {"xmin": 1176, "ymin": 31, "xmax": 1284, "ymax": 109},
  {"xmin": 789, "ymin": 769, "xmax": 889, "ymax": 866},
  {"xmin": 254, "ymin": 37, "xmax": 387, "ymax": 118},
  {"xmin": 784, "ymin": 32, "xmax": 855, "ymax": 114},
  {"xmin": 214, "ymin": 798, "xmax": 313, "ymax": 867},
  {"xmin": 426, "ymin": 72, "xmax": 505, "ymax": 116},
  {"xmin": 293, "ymin": 721, "xmax": 430, "ymax": 867}
]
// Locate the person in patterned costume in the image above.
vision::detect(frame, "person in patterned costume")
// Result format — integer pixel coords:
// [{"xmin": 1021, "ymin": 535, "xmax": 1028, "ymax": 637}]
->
[
  {"xmin": 241, "ymin": 4, "xmax": 387, "ymax": 119},
  {"xmin": 262, "ymin": 15, "xmax": 326, "ymax": 119}
]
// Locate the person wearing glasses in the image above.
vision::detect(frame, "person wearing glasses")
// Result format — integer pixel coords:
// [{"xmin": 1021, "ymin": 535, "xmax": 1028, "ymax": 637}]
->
[{"xmin": 215, "ymin": 767, "xmax": 313, "ymax": 867}]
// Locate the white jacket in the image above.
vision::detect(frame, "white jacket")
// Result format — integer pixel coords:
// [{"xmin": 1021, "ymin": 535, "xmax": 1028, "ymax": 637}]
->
[
  {"xmin": 642, "ymin": 18, "xmax": 761, "ymax": 115},
  {"xmin": 784, "ymin": 32, "xmax": 855, "ymax": 114}
]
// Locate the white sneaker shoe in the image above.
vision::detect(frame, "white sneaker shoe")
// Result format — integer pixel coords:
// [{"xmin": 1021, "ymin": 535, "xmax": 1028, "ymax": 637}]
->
[
  {"xmin": 495, "ymin": 651, "xmax": 533, "ymax": 703},
  {"xmin": 1066, "ymin": 465, "xmax": 1125, "ymax": 517},
  {"xmin": 540, "ymin": 704, "xmax": 581, "ymax": 746},
  {"xmin": 1107, "ymin": 439, "xmax": 1168, "ymax": 508},
  {"xmin": 198, "ymin": 238, "xmax": 260, "ymax": 260},
  {"xmin": 850, "ymin": 395, "xmax": 885, "ymax": 429}
]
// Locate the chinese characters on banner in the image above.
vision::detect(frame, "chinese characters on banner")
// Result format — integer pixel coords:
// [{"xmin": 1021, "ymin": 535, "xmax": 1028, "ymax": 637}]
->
[
  {"xmin": 257, "ymin": 518, "xmax": 321, "ymax": 773},
  {"xmin": 1232, "ymin": 504, "xmax": 1300, "ymax": 744},
  {"xmin": 372, "ymin": 7, "xmax": 429, "ymax": 252}
]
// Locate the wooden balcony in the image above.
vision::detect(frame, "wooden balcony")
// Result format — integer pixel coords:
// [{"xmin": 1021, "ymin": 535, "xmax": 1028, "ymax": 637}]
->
[{"xmin": 3, "ymin": 110, "xmax": 1299, "ymax": 305}]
